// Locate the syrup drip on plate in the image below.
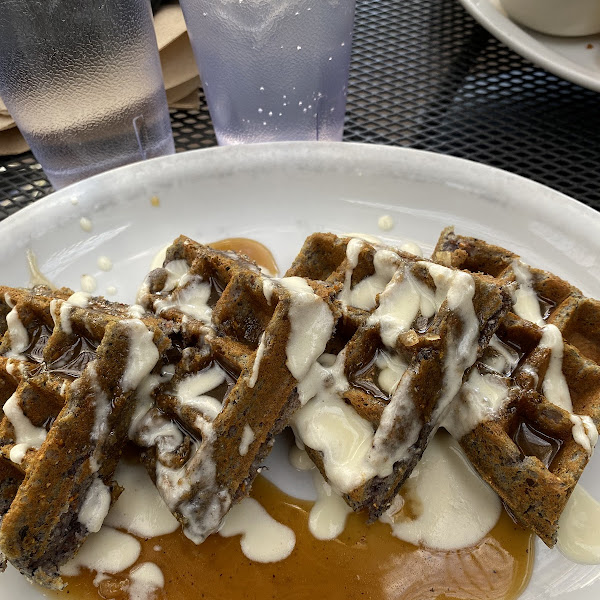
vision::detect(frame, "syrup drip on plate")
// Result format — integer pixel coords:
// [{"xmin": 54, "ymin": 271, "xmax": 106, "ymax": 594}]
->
[
  {"xmin": 209, "ymin": 237, "xmax": 279, "ymax": 276},
  {"xmin": 52, "ymin": 476, "xmax": 533, "ymax": 600},
  {"xmin": 52, "ymin": 237, "xmax": 534, "ymax": 599}
]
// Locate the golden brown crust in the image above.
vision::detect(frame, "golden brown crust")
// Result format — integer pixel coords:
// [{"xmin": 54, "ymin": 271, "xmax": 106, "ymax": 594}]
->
[
  {"xmin": 135, "ymin": 237, "xmax": 343, "ymax": 543},
  {"xmin": 286, "ymin": 232, "xmax": 513, "ymax": 520},
  {"xmin": 0, "ymin": 287, "xmax": 172, "ymax": 587},
  {"xmin": 2, "ymin": 225, "xmax": 598, "ymax": 586},
  {"xmin": 432, "ymin": 228, "xmax": 600, "ymax": 547}
]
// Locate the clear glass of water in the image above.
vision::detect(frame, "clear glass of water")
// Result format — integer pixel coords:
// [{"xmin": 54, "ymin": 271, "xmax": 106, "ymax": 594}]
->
[
  {"xmin": 0, "ymin": 0, "xmax": 175, "ymax": 190},
  {"xmin": 179, "ymin": 0, "xmax": 356, "ymax": 145}
]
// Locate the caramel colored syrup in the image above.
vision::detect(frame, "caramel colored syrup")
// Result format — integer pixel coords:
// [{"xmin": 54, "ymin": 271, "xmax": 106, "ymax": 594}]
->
[
  {"xmin": 208, "ymin": 237, "xmax": 279, "ymax": 276},
  {"xmin": 52, "ymin": 476, "xmax": 534, "ymax": 600},
  {"xmin": 48, "ymin": 237, "xmax": 533, "ymax": 599}
]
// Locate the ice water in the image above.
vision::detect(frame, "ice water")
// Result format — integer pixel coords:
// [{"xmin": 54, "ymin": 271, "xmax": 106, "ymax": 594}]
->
[
  {"xmin": 0, "ymin": 0, "xmax": 174, "ymax": 189},
  {"xmin": 180, "ymin": 0, "xmax": 356, "ymax": 144},
  {"xmin": 11, "ymin": 83, "xmax": 175, "ymax": 190},
  {"xmin": 8, "ymin": 78, "xmax": 175, "ymax": 189}
]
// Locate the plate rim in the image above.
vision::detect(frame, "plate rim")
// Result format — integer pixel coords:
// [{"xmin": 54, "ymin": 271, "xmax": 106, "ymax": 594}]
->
[
  {"xmin": 457, "ymin": 0, "xmax": 600, "ymax": 92},
  {"xmin": 0, "ymin": 142, "xmax": 598, "ymax": 245},
  {"xmin": 0, "ymin": 141, "xmax": 599, "ymax": 599}
]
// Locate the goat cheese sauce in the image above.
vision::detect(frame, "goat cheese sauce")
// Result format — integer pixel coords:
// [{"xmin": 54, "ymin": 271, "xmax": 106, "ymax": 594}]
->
[{"xmin": 39, "ymin": 236, "xmax": 596, "ymax": 600}]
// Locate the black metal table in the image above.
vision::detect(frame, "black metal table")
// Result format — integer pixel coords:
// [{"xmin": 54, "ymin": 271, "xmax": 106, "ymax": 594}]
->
[{"xmin": 1, "ymin": 0, "xmax": 599, "ymax": 220}]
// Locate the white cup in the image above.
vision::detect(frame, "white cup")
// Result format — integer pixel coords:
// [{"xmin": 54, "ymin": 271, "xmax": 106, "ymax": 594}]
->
[{"xmin": 500, "ymin": 0, "xmax": 600, "ymax": 36}]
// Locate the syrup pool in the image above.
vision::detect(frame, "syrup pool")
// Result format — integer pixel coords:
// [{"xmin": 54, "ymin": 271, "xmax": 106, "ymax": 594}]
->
[
  {"xmin": 50, "ymin": 236, "xmax": 533, "ymax": 600},
  {"xmin": 52, "ymin": 475, "xmax": 533, "ymax": 600}
]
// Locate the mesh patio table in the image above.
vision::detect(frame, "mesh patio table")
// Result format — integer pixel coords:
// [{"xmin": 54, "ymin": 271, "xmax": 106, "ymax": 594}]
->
[{"xmin": 1, "ymin": 0, "xmax": 598, "ymax": 219}]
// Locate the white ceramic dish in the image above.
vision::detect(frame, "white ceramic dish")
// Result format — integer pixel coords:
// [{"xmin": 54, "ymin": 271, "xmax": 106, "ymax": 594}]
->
[
  {"xmin": 500, "ymin": 0, "xmax": 600, "ymax": 37},
  {"xmin": 0, "ymin": 142, "xmax": 599, "ymax": 599},
  {"xmin": 458, "ymin": 0, "xmax": 600, "ymax": 92}
]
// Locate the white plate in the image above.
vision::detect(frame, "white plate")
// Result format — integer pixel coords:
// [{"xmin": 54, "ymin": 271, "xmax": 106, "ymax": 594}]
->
[
  {"xmin": 0, "ymin": 142, "xmax": 599, "ymax": 599},
  {"xmin": 458, "ymin": 0, "xmax": 600, "ymax": 91}
]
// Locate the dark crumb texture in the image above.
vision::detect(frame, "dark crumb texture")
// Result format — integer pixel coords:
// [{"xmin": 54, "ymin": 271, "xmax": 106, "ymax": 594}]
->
[{"xmin": 433, "ymin": 227, "xmax": 600, "ymax": 546}]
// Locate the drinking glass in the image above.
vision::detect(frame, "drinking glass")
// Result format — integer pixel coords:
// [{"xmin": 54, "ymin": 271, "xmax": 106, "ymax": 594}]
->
[
  {"xmin": 179, "ymin": 0, "xmax": 356, "ymax": 144},
  {"xmin": 0, "ymin": 0, "xmax": 175, "ymax": 189}
]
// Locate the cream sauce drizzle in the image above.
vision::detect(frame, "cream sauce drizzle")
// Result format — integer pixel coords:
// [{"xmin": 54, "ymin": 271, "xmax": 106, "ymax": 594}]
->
[
  {"xmin": 78, "ymin": 476, "xmax": 112, "ymax": 533},
  {"xmin": 248, "ymin": 333, "xmax": 266, "ymax": 389},
  {"xmin": 337, "ymin": 238, "xmax": 364, "ymax": 307},
  {"xmin": 399, "ymin": 241, "xmax": 423, "ymax": 257},
  {"xmin": 160, "ymin": 260, "xmax": 190, "ymax": 293},
  {"xmin": 128, "ymin": 562, "xmax": 165, "ymax": 600},
  {"xmin": 5, "ymin": 358, "xmax": 23, "ymax": 376},
  {"xmin": 5, "ymin": 307, "xmax": 28, "ymax": 358},
  {"xmin": 128, "ymin": 304, "xmax": 146, "ymax": 319},
  {"xmin": 150, "ymin": 244, "xmax": 170, "ymax": 271},
  {"xmin": 557, "ymin": 485, "xmax": 600, "ymax": 564},
  {"xmin": 3, "ymin": 391, "xmax": 47, "ymax": 464},
  {"xmin": 128, "ymin": 369, "xmax": 175, "ymax": 440},
  {"xmin": 288, "ymin": 445, "xmax": 315, "ymax": 471},
  {"xmin": 539, "ymin": 324, "xmax": 573, "ymax": 412},
  {"xmin": 80, "ymin": 274, "xmax": 97, "ymax": 293},
  {"xmin": 292, "ymin": 354, "xmax": 379, "ymax": 493},
  {"xmin": 262, "ymin": 278, "xmax": 274, "ymax": 305},
  {"xmin": 238, "ymin": 423, "xmax": 256, "ymax": 456},
  {"xmin": 218, "ymin": 497, "xmax": 296, "ymax": 563},
  {"xmin": 97, "ymin": 256, "xmax": 113, "ymax": 272},
  {"xmin": 535, "ymin": 324, "xmax": 598, "ymax": 452},
  {"xmin": 175, "ymin": 364, "xmax": 226, "ymax": 422},
  {"xmin": 442, "ymin": 370, "xmax": 510, "ymax": 439},
  {"xmin": 338, "ymin": 240, "xmax": 399, "ymax": 311},
  {"xmin": 67, "ymin": 291, "xmax": 91, "ymax": 308},
  {"xmin": 569, "ymin": 415, "xmax": 598, "ymax": 456},
  {"xmin": 381, "ymin": 432, "xmax": 501, "ymax": 550},
  {"xmin": 308, "ymin": 470, "xmax": 352, "ymax": 540},
  {"xmin": 3, "ymin": 291, "xmax": 15, "ymax": 308},
  {"xmin": 104, "ymin": 461, "xmax": 179, "ymax": 538},
  {"xmin": 54, "ymin": 299, "xmax": 73, "ymax": 335},
  {"xmin": 366, "ymin": 266, "xmax": 429, "ymax": 347},
  {"xmin": 154, "ymin": 278, "xmax": 212, "ymax": 324},
  {"xmin": 60, "ymin": 526, "xmax": 141, "ymax": 577},
  {"xmin": 511, "ymin": 259, "xmax": 545, "ymax": 326},
  {"xmin": 277, "ymin": 277, "xmax": 335, "ymax": 384},
  {"xmin": 121, "ymin": 320, "xmax": 160, "ymax": 392},
  {"xmin": 239, "ymin": 425, "xmax": 255, "ymax": 457},
  {"xmin": 376, "ymin": 350, "xmax": 408, "ymax": 395},
  {"xmin": 377, "ymin": 215, "xmax": 394, "ymax": 231}
]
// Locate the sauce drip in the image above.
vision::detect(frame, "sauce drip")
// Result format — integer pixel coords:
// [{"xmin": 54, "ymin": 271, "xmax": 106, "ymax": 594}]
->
[
  {"xmin": 209, "ymin": 238, "xmax": 279, "ymax": 276},
  {"xmin": 52, "ymin": 477, "xmax": 533, "ymax": 600}
]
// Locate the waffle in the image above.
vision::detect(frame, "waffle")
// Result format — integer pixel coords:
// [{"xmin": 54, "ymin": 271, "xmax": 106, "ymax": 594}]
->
[
  {"xmin": 133, "ymin": 235, "xmax": 342, "ymax": 543},
  {"xmin": 433, "ymin": 227, "xmax": 600, "ymax": 546},
  {"xmin": 1, "ymin": 226, "xmax": 595, "ymax": 591},
  {"xmin": 0, "ymin": 286, "xmax": 172, "ymax": 588},
  {"xmin": 285, "ymin": 232, "xmax": 513, "ymax": 519}
]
